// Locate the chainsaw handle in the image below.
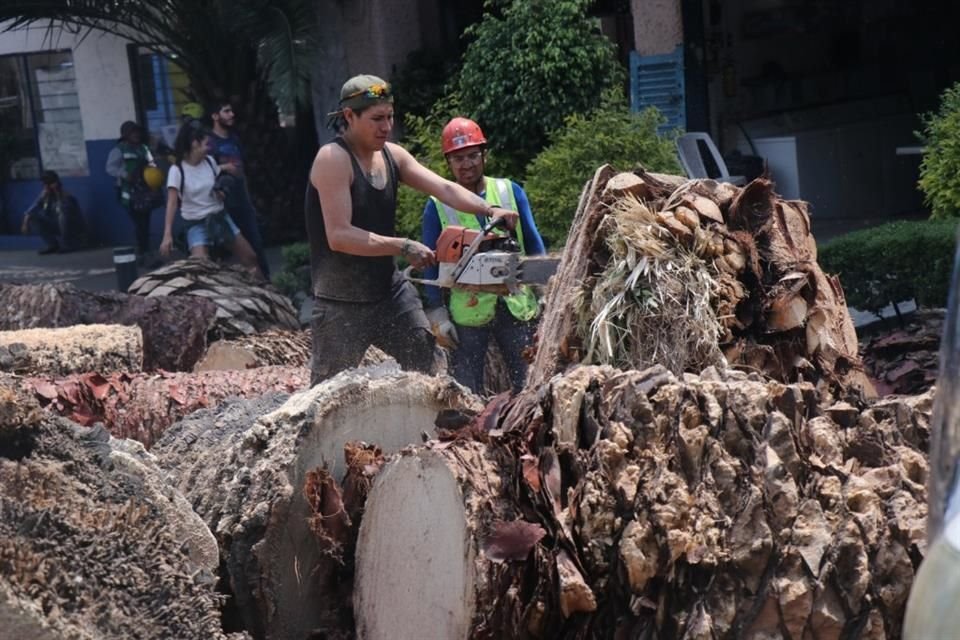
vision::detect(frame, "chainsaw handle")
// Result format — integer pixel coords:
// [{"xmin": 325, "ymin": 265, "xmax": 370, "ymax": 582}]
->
[
  {"xmin": 482, "ymin": 216, "xmax": 508, "ymax": 233},
  {"xmin": 483, "ymin": 213, "xmax": 518, "ymax": 240}
]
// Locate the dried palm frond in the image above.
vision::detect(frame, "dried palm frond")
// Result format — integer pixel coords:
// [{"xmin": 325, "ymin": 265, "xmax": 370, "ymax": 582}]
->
[{"xmin": 577, "ymin": 196, "xmax": 725, "ymax": 374}]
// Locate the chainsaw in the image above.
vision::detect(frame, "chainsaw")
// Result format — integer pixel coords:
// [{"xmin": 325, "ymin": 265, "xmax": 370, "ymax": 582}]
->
[{"xmin": 404, "ymin": 218, "xmax": 559, "ymax": 296}]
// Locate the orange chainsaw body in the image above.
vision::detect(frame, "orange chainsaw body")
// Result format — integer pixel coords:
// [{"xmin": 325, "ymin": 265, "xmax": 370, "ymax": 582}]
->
[{"xmin": 435, "ymin": 225, "xmax": 502, "ymax": 263}]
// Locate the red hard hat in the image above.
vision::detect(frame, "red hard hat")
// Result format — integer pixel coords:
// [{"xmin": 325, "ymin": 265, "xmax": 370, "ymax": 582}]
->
[{"xmin": 441, "ymin": 117, "xmax": 486, "ymax": 155}]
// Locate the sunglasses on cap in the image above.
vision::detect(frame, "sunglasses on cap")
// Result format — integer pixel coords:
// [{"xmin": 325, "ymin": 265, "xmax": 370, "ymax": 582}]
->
[{"xmin": 342, "ymin": 83, "xmax": 392, "ymax": 101}]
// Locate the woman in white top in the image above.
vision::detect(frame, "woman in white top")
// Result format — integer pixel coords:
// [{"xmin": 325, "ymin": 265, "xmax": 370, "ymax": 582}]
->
[{"xmin": 159, "ymin": 119, "xmax": 262, "ymax": 278}]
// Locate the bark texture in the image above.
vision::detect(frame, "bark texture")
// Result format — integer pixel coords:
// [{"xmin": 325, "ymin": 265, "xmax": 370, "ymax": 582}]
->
[
  {"xmin": 0, "ymin": 282, "xmax": 216, "ymax": 371},
  {"xmin": 0, "ymin": 324, "xmax": 143, "ymax": 376},
  {"xmin": 153, "ymin": 364, "xmax": 481, "ymax": 640},
  {"xmin": 0, "ymin": 378, "xmax": 242, "ymax": 640},
  {"xmin": 25, "ymin": 366, "xmax": 309, "ymax": 448},
  {"xmin": 527, "ymin": 171, "xmax": 871, "ymax": 398},
  {"xmin": 194, "ymin": 330, "xmax": 311, "ymax": 371},
  {"xmin": 357, "ymin": 365, "xmax": 932, "ymax": 639},
  {"xmin": 127, "ymin": 259, "xmax": 299, "ymax": 339}
]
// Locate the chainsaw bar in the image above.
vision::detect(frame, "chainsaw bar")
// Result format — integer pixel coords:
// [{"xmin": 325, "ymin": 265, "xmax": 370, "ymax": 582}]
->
[{"xmin": 516, "ymin": 257, "xmax": 560, "ymax": 285}]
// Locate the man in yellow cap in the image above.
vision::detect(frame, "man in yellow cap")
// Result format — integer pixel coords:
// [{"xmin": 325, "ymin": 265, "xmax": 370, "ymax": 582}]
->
[{"xmin": 306, "ymin": 74, "xmax": 518, "ymax": 386}]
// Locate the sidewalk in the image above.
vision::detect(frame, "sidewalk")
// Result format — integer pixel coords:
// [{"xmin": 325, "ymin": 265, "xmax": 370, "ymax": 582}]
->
[{"xmin": 0, "ymin": 246, "xmax": 286, "ymax": 292}]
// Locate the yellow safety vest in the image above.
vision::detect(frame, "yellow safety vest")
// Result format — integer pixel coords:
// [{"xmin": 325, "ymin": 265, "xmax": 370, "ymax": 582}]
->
[{"xmin": 430, "ymin": 177, "xmax": 540, "ymax": 327}]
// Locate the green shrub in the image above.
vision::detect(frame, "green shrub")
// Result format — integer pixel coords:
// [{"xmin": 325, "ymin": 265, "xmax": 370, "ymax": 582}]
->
[
  {"xmin": 819, "ymin": 219, "xmax": 958, "ymax": 314},
  {"xmin": 523, "ymin": 94, "xmax": 682, "ymax": 247},
  {"xmin": 919, "ymin": 81, "xmax": 960, "ymax": 219},
  {"xmin": 274, "ymin": 241, "xmax": 311, "ymax": 297},
  {"xmin": 458, "ymin": 0, "xmax": 624, "ymax": 174}
]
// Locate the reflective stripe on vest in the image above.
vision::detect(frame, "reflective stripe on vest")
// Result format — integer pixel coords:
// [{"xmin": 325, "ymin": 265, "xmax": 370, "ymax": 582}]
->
[{"xmin": 431, "ymin": 177, "xmax": 539, "ymax": 327}]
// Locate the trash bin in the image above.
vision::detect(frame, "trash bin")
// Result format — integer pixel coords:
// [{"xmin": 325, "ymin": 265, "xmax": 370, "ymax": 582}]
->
[{"xmin": 113, "ymin": 246, "xmax": 138, "ymax": 292}]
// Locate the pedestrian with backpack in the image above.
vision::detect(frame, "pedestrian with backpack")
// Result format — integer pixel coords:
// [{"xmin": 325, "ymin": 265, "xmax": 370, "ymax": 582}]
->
[
  {"xmin": 105, "ymin": 120, "xmax": 162, "ymax": 263},
  {"xmin": 158, "ymin": 119, "xmax": 262, "ymax": 278}
]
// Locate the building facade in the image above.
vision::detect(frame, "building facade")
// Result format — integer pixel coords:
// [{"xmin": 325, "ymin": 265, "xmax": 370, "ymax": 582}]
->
[{"xmin": 0, "ymin": 24, "xmax": 147, "ymax": 247}]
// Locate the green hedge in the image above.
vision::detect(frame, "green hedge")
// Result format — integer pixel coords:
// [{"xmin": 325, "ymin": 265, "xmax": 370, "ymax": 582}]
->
[{"xmin": 819, "ymin": 219, "xmax": 958, "ymax": 314}]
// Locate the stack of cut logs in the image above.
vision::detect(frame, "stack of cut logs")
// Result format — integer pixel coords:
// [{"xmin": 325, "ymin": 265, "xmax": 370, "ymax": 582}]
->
[{"xmin": 0, "ymin": 171, "xmax": 938, "ymax": 640}]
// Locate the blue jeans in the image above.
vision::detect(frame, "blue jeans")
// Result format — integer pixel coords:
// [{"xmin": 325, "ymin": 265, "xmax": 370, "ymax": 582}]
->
[
  {"xmin": 185, "ymin": 212, "xmax": 240, "ymax": 249},
  {"xmin": 452, "ymin": 301, "xmax": 537, "ymax": 394}
]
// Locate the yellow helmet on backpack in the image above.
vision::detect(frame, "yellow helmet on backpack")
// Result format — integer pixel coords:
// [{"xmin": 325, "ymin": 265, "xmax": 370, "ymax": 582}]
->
[{"xmin": 143, "ymin": 166, "xmax": 164, "ymax": 191}]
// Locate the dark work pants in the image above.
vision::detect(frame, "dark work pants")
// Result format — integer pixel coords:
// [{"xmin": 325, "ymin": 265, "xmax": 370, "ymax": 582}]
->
[
  {"xmin": 28, "ymin": 212, "xmax": 67, "ymax": 250},
  {"xmin": 451, "ymin": 302, "xmax": 537, "ymax": 394},
  {"xmin": 310, "ymin": 279, "xmax": 438, "ymax": 386},
  {"xmin": 226, "ymin": 186, "xmax": 269, "ymax": 277},
  {"xmin": 126, "ymin": 205, "xmax": 152, "ymax": 254}
]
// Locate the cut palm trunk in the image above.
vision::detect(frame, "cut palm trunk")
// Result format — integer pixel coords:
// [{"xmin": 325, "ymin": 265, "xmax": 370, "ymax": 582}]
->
[
  {"xmin": 355, "ymin": 442, "xmax": 537, "ymax": 640},
  {"xmin": 527, "ymin": 171, "xmax": 872, "ymax": 397},
  {"xmin": 356, "ymin": 365, "xmax": 931, "ymax": 640},
  {"xmin": 0, "ymin": 324, "xmax": 142, "ymax": 376},
  {"xmin": 0, "ymin": 379, "xmax": 236, "ymax": 640},
  {"xmin": 152, "ymin": 364, "xmax": 481, "ymax": 640},
  {"xmin": 25, "ymin": 365, "xmax": 309, "ymax": 448},
  {"xmin": 0, "ymin": 282, "xmax": 216, "ymax": 371}
]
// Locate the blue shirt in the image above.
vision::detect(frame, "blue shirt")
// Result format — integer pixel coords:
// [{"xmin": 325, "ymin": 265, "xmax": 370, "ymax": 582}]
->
[
  {"xmin": 421, "ymin": 180, "xmax": 546, "ymax": 308},
  {"xmin": 207, "ymin": 132, "xmax": 245, "ymax": 174}
]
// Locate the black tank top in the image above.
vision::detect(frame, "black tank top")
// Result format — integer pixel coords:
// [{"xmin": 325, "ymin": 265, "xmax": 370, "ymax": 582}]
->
[{"xmin": 305, "ymin": 138, "xmax": 400, "ymax": 301}]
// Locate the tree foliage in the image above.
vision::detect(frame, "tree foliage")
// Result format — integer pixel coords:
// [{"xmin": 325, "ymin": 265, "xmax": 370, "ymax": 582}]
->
[
  {"xmin": 919, "ymin": 81, "xmax": 960, "ymax": 219},
  {"xmin": 0, "ymin": 0, "xmax": 318, "ymax": 112},
  {"xmin": 458, "ymin": 0, "xmax": 623, "ymax": 174},
  {"xmin": 524, "ymin": 93, "xmax": 681, "ymax": 247}
]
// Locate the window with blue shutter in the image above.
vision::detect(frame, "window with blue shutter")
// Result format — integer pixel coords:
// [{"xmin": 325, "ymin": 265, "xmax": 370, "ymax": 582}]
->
[{"xmin": 629, "ymin": 45, "xmax": 686, "ymax": 133}]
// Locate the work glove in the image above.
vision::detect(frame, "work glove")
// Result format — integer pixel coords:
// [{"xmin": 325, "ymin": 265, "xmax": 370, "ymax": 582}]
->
[{"xmin": 426, "ymin": 306, "xmax": 459, "ymax": 349}]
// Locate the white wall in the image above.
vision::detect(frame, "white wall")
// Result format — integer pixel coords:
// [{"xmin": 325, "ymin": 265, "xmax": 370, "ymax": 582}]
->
[{"xmin": 0, "ymin": 22, "xmax": 135, "ymax": 141}]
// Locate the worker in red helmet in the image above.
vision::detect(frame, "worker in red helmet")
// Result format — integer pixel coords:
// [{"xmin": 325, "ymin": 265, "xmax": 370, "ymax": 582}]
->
[
  {"xmin": 421, "ymin": 116, "xmax": 546, "ymax": 394},
  {"xmin": 306, "ymin": 76, "xmax": 519, "ymax": 387}
]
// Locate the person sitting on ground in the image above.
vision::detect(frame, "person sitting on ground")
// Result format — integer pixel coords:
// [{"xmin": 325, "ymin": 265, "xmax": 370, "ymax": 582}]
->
[
  {"xmin": 20, "ymin": 170, "xmax": 86, "ymax": 255},
  {"xmin": 158, "ymin": 119, "xmax": 262, "ymax": 278}
]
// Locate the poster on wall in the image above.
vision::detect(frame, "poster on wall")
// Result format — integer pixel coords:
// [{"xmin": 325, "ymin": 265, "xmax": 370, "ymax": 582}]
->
[
  {"xmin": 37, "ymin": 121, "xmax": 88, "ymax": 176},
  {"xmin": 34, "ymin": 65, "xmax": 88, "ymax": 176}
]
